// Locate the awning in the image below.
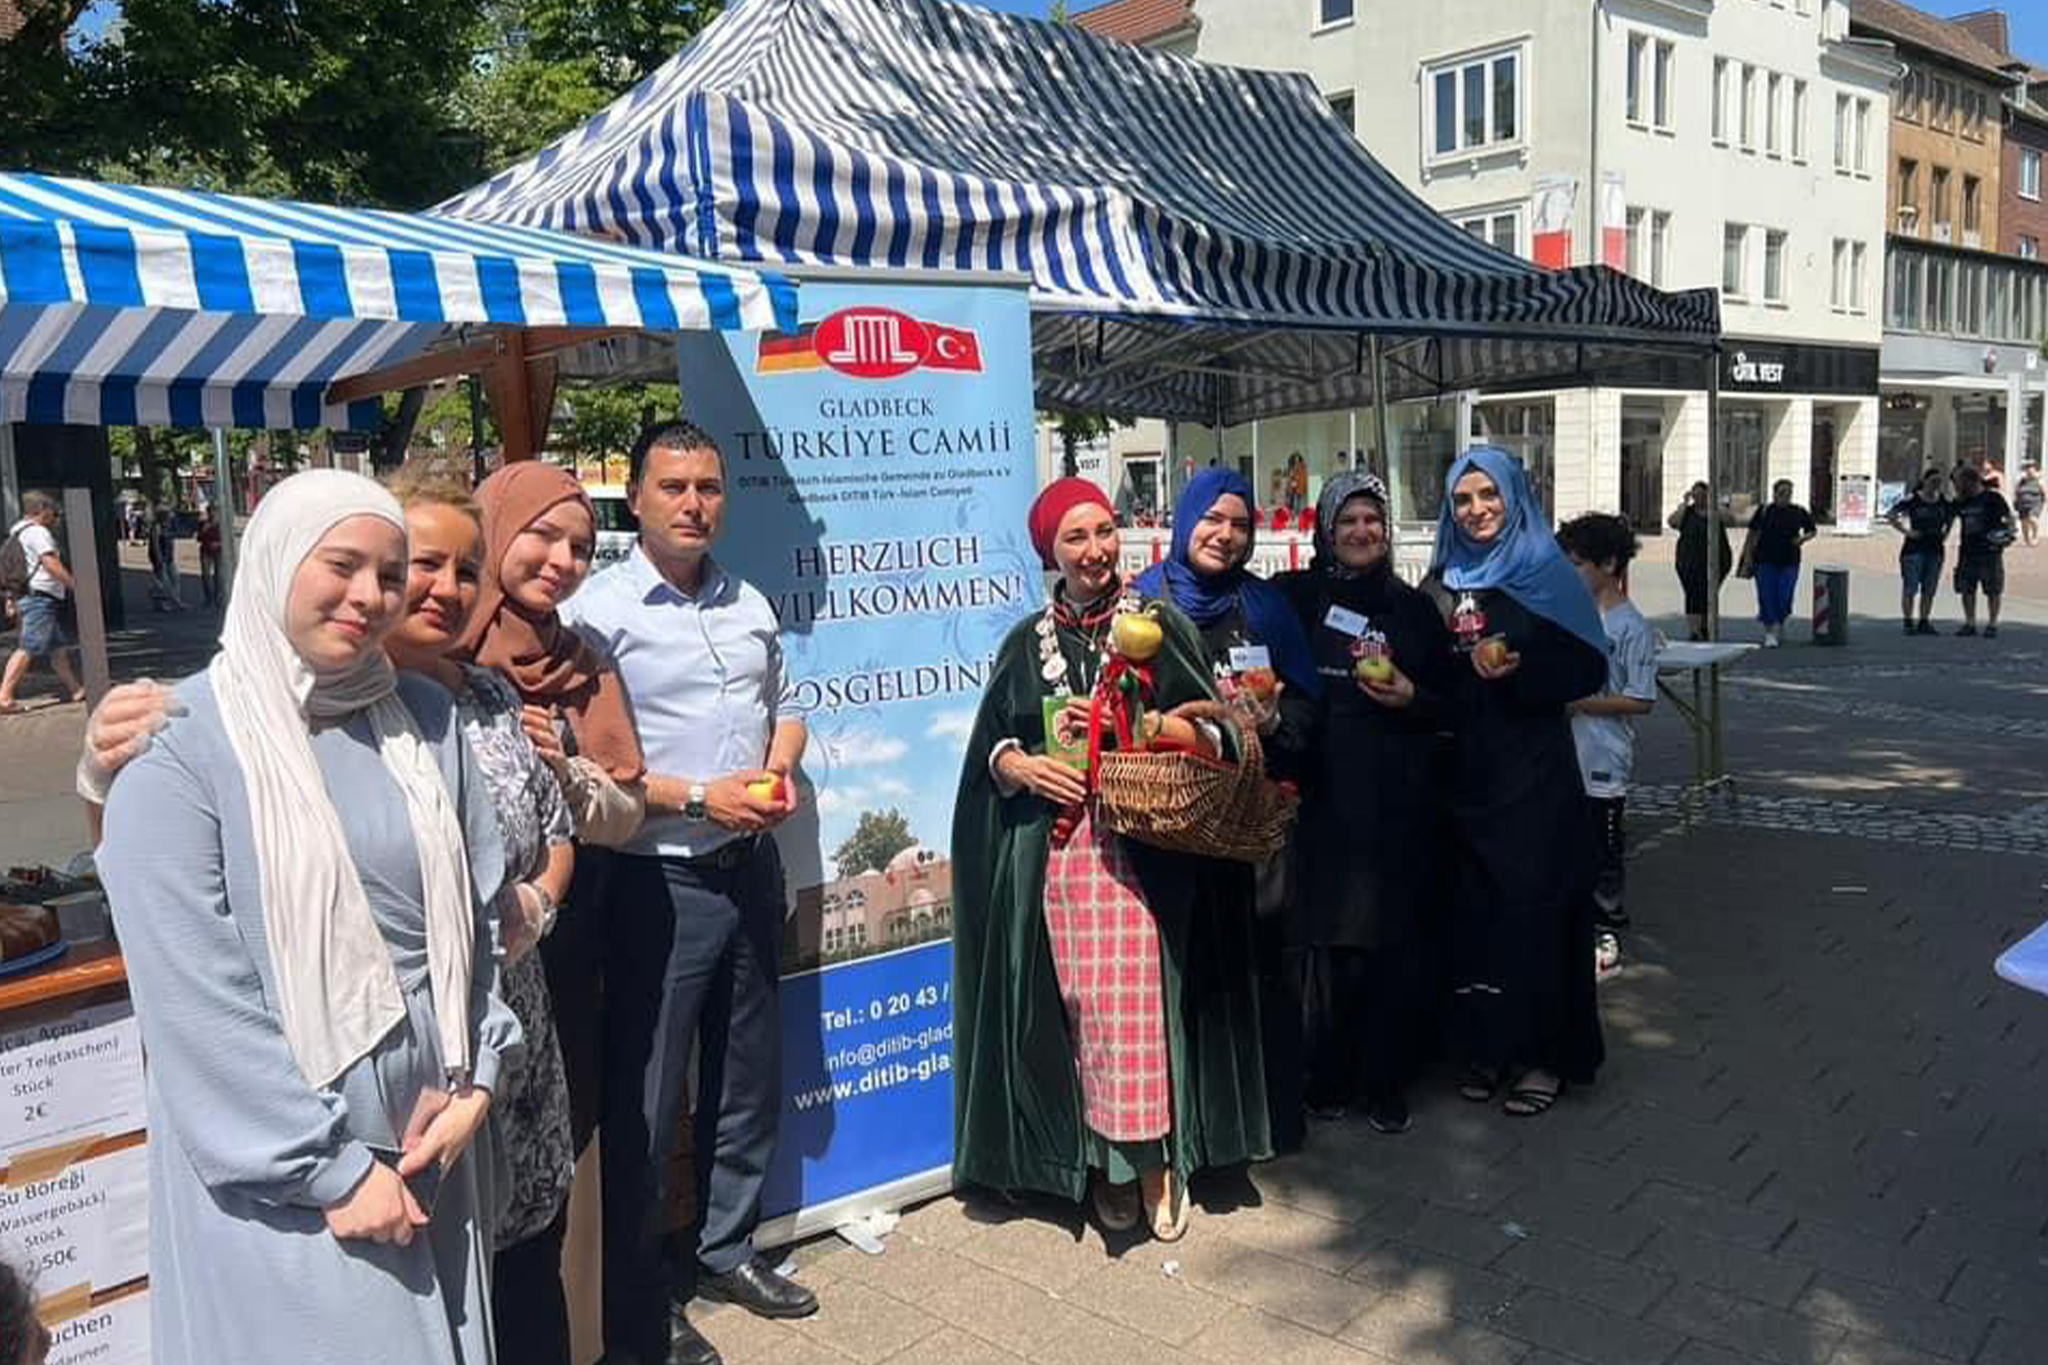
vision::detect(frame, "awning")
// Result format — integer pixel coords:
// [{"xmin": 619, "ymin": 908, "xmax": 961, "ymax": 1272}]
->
[
  {"xmin": 437, "ymin": 0, "xmax": 1718, "ymax": 423},
  {"xmin": 0, "ymin": 172, "xmax": 799, "ymax": 431}
]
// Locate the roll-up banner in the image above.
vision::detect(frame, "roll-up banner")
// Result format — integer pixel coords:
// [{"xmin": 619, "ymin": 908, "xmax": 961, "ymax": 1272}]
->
[{"xmin": 675, "ymin": 280, "xmax": 1041, "ymax": 1245}]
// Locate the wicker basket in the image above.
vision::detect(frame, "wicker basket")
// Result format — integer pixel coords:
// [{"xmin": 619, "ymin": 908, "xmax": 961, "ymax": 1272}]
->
[{"xmin": 1093, "ymin": 699, "xmax": 1298, "ymax": 864}]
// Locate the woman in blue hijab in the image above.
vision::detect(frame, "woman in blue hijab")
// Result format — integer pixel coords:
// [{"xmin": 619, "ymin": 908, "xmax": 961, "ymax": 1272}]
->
[
  {"xmin": 1136, "ymin": 466, "xmax": 1319, "ymax": 1151},
  {"xmin": 1426, "ymin": 446, "xmax": 1609, "ymax": 1118}
]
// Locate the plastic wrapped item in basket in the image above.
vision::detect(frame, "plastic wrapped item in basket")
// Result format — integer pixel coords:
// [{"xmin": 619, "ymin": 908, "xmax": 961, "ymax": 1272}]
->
[{"xmin": 1092, "ymin": 698, "xmax": 1298, "ymax": 863}]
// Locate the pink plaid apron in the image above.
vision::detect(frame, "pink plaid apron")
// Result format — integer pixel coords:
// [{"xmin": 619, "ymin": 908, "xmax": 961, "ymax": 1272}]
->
[{"xmin": 1042, "ymin": 807, "xmax": 1171, "ymax": 1141}]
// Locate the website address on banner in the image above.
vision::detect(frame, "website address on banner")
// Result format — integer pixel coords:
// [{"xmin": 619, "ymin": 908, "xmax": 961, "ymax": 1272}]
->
[{"xmin": 791, "ymin": 1024, "xmax": 954, "ymax": 1112}]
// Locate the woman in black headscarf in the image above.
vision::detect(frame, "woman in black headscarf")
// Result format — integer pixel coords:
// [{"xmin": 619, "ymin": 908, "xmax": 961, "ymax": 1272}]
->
[{"xmin": 1273, "ymin": 473, "xmax": 1455, "ymax": 1134}]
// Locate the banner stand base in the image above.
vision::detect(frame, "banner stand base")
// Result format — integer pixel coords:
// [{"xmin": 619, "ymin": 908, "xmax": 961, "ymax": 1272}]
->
[
  {"xmin": 755, "ymin": 1165, "xmax": 952, "ymax": 1255},
  {"xmin": 834, "ymin": 1210, "xmax": 900, "ymax": 1256}
]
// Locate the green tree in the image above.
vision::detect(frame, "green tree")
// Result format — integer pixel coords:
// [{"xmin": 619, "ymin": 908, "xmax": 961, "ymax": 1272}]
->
[
  {"xmin": 558, "ymin": 382, "xmax": 679, "ymax": 462},
  {"xmin": 833, "ymin": 809, "xmax": 916, "ymax": 878},
  {"xmin": 1043, "ymin": 410, "xmax": 1129, "ymax": 478}
]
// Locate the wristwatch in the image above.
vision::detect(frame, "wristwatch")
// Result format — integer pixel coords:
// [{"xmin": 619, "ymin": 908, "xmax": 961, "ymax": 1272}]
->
[{"xmin": 684, "ymin": 782, "xmax": 708, "ymax": 821}]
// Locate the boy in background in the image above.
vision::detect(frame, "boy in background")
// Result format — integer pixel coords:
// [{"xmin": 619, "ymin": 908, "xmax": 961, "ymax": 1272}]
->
[{"xmin": 1557, "ymin": 513, "xmax": 1659, "ymax": 978}]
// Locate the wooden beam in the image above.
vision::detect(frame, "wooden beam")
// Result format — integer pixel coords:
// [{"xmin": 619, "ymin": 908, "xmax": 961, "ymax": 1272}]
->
[
  {"xmin": 517, "ymin": 326, "xmax": 638, "ymax": 356},
  {"xmin": 326, "ymin": 337, "xmax": 506, "ymax": 405},
  {"xmin": 482, "ymin": 331, "xmax": 535, "ymax": 463}
]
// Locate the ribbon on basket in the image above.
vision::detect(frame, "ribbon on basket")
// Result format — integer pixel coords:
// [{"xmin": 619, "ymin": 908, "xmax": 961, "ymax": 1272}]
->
[{"xmin": 1051, "ymin": 659, "xmax": 1154, "ymax": 849}]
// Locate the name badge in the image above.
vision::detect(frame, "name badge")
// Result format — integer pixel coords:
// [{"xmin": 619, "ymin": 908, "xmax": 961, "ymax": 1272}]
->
[
  {"xmin": 1227, "ymin": 644, "xmax": 1272, "ymax": 672},
  {"xmin": 1323, "ymin": 605, "xmax": 1370, "ymax": 638}
]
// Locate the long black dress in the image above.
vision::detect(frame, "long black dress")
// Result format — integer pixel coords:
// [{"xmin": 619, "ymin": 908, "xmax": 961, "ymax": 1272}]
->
[
  {"xmin": 1274, "ymin": 564, "xmax": 1455, "ymax": 1107},
  {"xmin": 1427, "ymin": 583, "xmax": 1609, "ymax": 1084}
]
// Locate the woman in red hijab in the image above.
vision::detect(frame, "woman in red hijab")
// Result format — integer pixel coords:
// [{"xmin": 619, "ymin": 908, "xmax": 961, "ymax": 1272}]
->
[{"xmin": 949, "ymin": 479, "xmax": 1271, "ymax": 1243}]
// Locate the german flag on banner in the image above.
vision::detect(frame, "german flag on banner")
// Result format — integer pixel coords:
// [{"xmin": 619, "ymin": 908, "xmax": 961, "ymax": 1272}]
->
[{"xmin": 756, "ymin": 323, "xmax": 824, "ymax": 374}]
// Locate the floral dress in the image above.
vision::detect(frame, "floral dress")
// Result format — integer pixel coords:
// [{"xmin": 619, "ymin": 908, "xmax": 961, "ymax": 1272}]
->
[{"xmin": 456, "ymin": 664, "xmax": 577, "ymax": 1249}]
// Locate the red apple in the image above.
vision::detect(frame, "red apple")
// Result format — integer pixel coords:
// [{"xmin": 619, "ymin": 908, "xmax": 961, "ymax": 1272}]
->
[
  {"xmin": 1476, "ymin": 638, "xmax": 1510, "ymax": 670},
  {"xmin": 747, "ymin": 775, "xmax": 787, "ymax": 804}
]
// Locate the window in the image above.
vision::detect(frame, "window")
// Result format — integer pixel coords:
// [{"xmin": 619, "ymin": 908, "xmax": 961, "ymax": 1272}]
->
[
  {"xmin": 1740, "ymin": 65, "xmax": 1756, "ymax": 149},
  {"xmin": 1962, "ymin": 89, "xmax": 1985, "ymax": 141},
  {"xmin": 1850, "ymin": 241, "xmax": 1866, "ymax": 312},
  {"xmin": 1318, "ymin": 0, "xmax": 1353, "ymax": 24},
  {"xmin": 1792, "ymin": 80, "xmax": 1808, "ymax": 161},
  {"xmin": 1854, "ymin": 99, "xmax": 1871, "ymax": 173},
  {"xmin": 1831, "ymin": 239, "xmax": 1847, "ymax": 309},
  {"xmin": 1766, "ymin": 72, "xmax": 1783, "ymax": 155},
  {"xmin": 1899, "ymin": 68, "xmax": 1922, "ymax": 123},
  {"xmin": 1327, "ymin": 90, "xmax": 1355, "ymax": 131},
  {"xmin": 1891, "ymin": 250, "xmax": 1923, "ymax": 330},
  {"xmin": 1722, "ymin": 222, "xmax": 1748, "ymax": 298},
  {"xmin": 1654, "ymin": 41, "xmax": 1674, "ymax": 130},
  {"xmin": 1961, "ymin": 263, "xmax": 1983, "ymax": 336},
  {"xmin": 2023, "ymin": 149, "xmax": 2043, "ymax": 201},
  {"xmin": 1963, "ymin": 175, "xmax": 1981, "ymax": 243},
  {"xmin": 1713, "ymin": 58, "xmax": 1730, "ymax": 142},
  {"xmin": 1931, "ymin": 166, "xmax": 1950, "ymax": 240},
  {"xmin": 1764, "ymin": 230, "xmax": 1787, "ymax": 304},
  {"xmin": 1931, "ymin": 78, "xmax": 1953, "ymax": 132},
  {"xmin": 2023, "ymin": 236, "xmax": 2042, "ymax": 261},
  {"xmin": 1898, "ymin": 159, "xmax": 1918, "ymax": 233},
  {"xmin": 1651, "ymin": 211, "xmax": 1671, "ymax": 288},
  {"xmin": 1627, "ymin": 34, "xmax": 1647, "ymax": 124},
  {"xmin": 1832, "ymin": 93, "xmax": 1850, "ymax": 170},
  {"xmin": 1428, "ymin": 47, "xmax": 1521, "ymax": 157},
  {"xmin": 1625, "ymin": 206, "xmax": 1646, "ymax": 278},
  {"xmin": 1457, "ymin": 210, "xmax": 1520, "ymax": 255},
  {"xmin": 1928, "ymin": 257, "xmax": 1953, "ymax": 331}
]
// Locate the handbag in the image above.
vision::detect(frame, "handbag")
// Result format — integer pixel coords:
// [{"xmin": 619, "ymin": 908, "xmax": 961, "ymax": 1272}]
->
[
  {"xmin": 1092, "ymin": 699, "xmax": 1299, "ymax": 864},
  {"xmin": 1735, "ymin": 522, "xmax": 1759, "ymax": 580}
]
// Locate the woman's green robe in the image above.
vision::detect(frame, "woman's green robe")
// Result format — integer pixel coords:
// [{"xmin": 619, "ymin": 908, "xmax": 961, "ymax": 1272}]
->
[{"xmin": 949, "ymin": 596, "xmax": 1272, "ymax": 1200}]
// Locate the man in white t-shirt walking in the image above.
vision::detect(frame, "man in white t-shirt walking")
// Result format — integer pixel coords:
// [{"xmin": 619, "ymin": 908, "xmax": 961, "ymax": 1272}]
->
[
  {"xmin": 1, "ymin": 491, "xmax": 84, "ymax": 712},
  {"xmin": 1557, "ymin": 513, "xmax": 1659, "ymax": 978}
]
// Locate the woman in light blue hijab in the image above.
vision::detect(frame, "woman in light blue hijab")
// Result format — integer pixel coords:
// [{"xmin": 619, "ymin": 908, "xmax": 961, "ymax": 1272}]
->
[{"xmin": 1427, "ymin": 447, "xmax": 1609, "ymax": 1118}]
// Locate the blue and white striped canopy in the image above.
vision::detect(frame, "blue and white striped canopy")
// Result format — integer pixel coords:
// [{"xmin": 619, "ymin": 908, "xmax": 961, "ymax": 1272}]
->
[
  {"xmin": 439, "ymin": 0, "xmax": 1718, "ymax": 422},
  {"xmin": 0, "ymin": 172, "xmax": 798, "ymax": 430}
]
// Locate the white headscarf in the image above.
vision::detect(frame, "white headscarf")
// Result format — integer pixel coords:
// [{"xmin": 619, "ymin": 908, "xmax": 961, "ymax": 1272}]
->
[{"xmin": 211, "ymin": 470, "xmax": 476, "ymax": 1090}]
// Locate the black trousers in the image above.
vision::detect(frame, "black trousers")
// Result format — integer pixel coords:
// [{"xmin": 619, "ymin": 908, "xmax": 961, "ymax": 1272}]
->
[
  {"xmin": 1302, "ymin": 941, "xmax": 1431, "ymax": 1107},
  {"xmin": 491, "ymin": 1208, "xmax": 571, "ymax": 1365},
  {"xmin": 600, "ymin": 839, "xmax": 785, "ymax": 1365}
]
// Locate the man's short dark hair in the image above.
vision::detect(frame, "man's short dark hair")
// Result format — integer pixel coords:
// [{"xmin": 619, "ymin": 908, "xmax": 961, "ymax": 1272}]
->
[
  {"xmin": 628, "ymin": 420, "xmax": 724, "ymax": 486},
  {"xmin": 1556, "ymin": 511, "xmax": 1640, "ymax": 573}
]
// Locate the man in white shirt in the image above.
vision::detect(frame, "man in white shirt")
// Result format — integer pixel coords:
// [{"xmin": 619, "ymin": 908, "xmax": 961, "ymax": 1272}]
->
[
  {"xmin": 1, "ymin": 491, "xmax": 83, "ymax": 712},
  {"xmin": 561, "ymin": 422, "xmax": 812, "ymax": 1365}
]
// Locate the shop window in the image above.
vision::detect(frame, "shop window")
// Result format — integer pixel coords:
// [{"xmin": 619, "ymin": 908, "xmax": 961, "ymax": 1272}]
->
[
  {"xmin": 1471, "ymin": 400, "xmax": 1556, "ymax": 524},
  {"xmin": 1791, "ymin": 80, "xmax": 1808, "ymax": 161},
  {"xmin": 1722, "ymin": 222, "xmax": 1748, "ymax": 299},
  {"xmin": 1879, "ymin": 395, "xmax": 1930, "ymax": 486},
  {"xmin": 1718, "ymin": 405, "xmax": 1770, "ymax": 522},
  {"xmin": 1427, "ymin": 44, "xmax": 1522, "ymax": 158},
  {"xmin": 1764, "ymin": 230, "xmax": 1787, "ymax": 304},
  {"xmin": 1619, "ymin": 399, "xmax": 1667, "ymax": 532},
  {"xmin": 1388, "ymin": 400, "xmax": 1459, "ymax": 524}
]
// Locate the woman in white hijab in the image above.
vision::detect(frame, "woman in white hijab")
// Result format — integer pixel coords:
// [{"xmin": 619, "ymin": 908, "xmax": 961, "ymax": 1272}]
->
[{"xmin": 97, "ymin": 470, "xmax": 521, "ymax": 1365}]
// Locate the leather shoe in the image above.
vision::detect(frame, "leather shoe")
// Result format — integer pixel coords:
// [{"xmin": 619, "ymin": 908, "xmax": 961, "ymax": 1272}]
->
[
  {"xmin": 669, "ymin": 1315, "xmax": 724, "ymax": 1365},
  {"xmin": 696, "ymin": 1258, "xmax": 819, "ymax": 1319}
]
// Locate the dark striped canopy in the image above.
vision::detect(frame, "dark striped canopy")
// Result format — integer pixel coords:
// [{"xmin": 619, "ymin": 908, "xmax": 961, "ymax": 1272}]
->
[{"xmin": 439, "ymin": 0, "xmax": 1719, "ymax": 423}]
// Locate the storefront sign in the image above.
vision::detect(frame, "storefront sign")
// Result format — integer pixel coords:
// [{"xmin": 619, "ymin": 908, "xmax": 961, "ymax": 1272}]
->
[
  {"xmin": 0, "ymin": 1004, "xmax": 144, "ymax": 1168},
  {"xmin": 674, "ymin": 280, "xmax": 1038, "ymax": 1243},
  {"xmin": 1726, "ymin": 350, "xmax": 1786, "ymax": 387}
]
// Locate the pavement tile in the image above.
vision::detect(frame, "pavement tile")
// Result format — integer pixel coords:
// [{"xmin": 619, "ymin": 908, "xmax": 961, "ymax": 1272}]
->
[
  {"xmin": 1360, "ymin": 1197, "xmax": 1526, "ymax": 1267},
  {"xmin": 828, "ymin": 1235, "xmax": 975, "ymax": 1294},
  {"xmin": 1054, "ymin": 1251, "xmax": 1235, "ymax": 1346},
  {"xmin": 1169, "ymin": 1233, "xmax": 1370, "ymax": 1336},
  {"xmin": 1495, "ymin": 1237, "xmax": 1676, "ymax": 1318},
  {"xmin": 1247, "ymin": 1150, "xmax": 1402, "ymax": 1225},
  {"xmin": 1489, "ymin": 1184, "xmax": 1663, "ymax": 1259},
  {"xmin": 1197, "ymin": 1196, "xmax": 1382, "ymax": 1275},
  {"xmin": 1668, "ymin": 1343, "xmax": 1762, "ymax": 1365},
  {"xmin": 1775, "ymin": 1222, "xmax": 1956, "ymax": 1299},
  {"xmin": 1337, "ymin": 1288, "xmax": 1532, "ymax": 1365},
  {"xmin": 1627, "ymin": 1180, "xmax": 1798, "ymax": 1251},
  {"xmin": 1975, "ymin": 1318, "xmax": 2039, "ymax": 1365},
  {"xmin": 1343, "ymin": 1240, "xmax": 1521, "ymax": 1325},
  {"xmin": 690, "ymin": 1309, "xmax": 847, "ymax": 1365},
  {"xmin": 1941, "ymin": 1260, "xmax": 2048, "ymax": 1327},
  {"xmin": 1634, "ymin": 1225, "xmax": 1817, "ymax": 1309},
  {"xmin": 1823, "ymin": 1333, "xmax": 1961, "ymax": 1365},
  {"xmin": 890, "ymin": 1194, "xmax": 985, "ymax": 1249},
  {"xmin": 1185, "ymin": 1306, "xmax": 1384, "ymax": 1365},
  {"xmin": 1649, "ymin": 1283, "xmax": 1847, "ymax": 1365},
  {"xmin": 953, "ymin": 1215, "xmax": 1103, "ymax": 1294},
  {"xmin": 1792, "ymin": 1273, "xmax": 1988, "ymax": 1361},
  {"xmin": 775, "ymin": 1280, "xmax": 945, "ymax": 1364},
  {"xmin": 877, "ymin": 1327, "xmax": 1023, "ymax": 1365},
  {"xmin": 1752, "ymin": 1181, "xmax": 1925, "ymax": 1245},
  {"xmin": 1489, "ymin": 1286, "xmax": 1686, "ymax": 1365}
]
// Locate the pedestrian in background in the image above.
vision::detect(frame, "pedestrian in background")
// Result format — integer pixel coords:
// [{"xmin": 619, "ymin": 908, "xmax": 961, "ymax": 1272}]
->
[
  {"xmin": 148, "ymin": 505, "xmax": 185, "ymax": 612},
  {"xmin": 198, "ymin": 505, "xmax": 224, "ymax": 607},
  {"xmin": 1666, "ymin": 481, "xmax": 1730, "ymax": 642},
  {"xmin": 0, "ymin": 490, "xmax": 85, "ymax": 713},
  {"xmin": 1739, "ymin": 480, "xmax": 1816, "ymax": 648},
  {"xmin": 1556, "ymin": 513, "xmax": 1658, "ymax": 979},
  {"xmin": 2014, "ymin": 463, "xmax": 2043, "ymax": 548},
  {"xmin": 1427, "ymin": 447, "xmax": 1609, "ymax": 1119},
  {"xmin": 1885, "ymin": 470, "xmax": 1952, "ymax": 636},
  {"xmin": 1949, "ymin": 465, "xmax": 2014, "ymax": 638}
]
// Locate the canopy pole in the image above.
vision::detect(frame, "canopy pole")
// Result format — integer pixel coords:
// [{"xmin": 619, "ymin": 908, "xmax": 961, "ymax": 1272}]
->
[
  {"xmin": 62, "ymin": 487, "xmax": 110, "ymax": 709},
  {"xmin": 1369, "ymin": 334, "xmax": 1392, "ymax": 485},
  {"xmin": 1705, "ymin": 353, "xmax": 1722, "ymax": 642},
  {"xmin": 212, "ymin": 429, "xmax": 237, "ymax": 605}
]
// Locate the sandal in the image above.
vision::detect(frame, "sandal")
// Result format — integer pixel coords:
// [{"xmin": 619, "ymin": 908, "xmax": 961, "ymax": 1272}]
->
[
  {"xmin": 1502, "ymin": 1073, "xmax": 1564, "ymax": 1117},
  {"xmin": 1091, "ymin": 1176, "xmax": 1139, "ymax": 1233},
  {"xmin": 1459, "ymin": 1066, "xmax": 1501, "ymax": 1103},
  {"xmin": 1145, "ymin": 1169, "xmax": 1190, "ymax": 1243}
]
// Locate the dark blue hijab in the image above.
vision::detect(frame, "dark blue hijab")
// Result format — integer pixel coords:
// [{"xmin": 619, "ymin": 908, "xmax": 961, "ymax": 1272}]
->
[
  {"xmin": 1431, "ymin": 446, "xmax": 1607, "ymax": 655},
  {"xmin": 1135, "ymin": 468, "xmax": 1321, "ymax": 698}
]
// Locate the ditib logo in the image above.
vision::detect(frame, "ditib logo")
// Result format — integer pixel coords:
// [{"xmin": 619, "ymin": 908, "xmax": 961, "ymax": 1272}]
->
[{"xmin": 756, "ymin": 307, "xmax": 983, "ymax": 380}]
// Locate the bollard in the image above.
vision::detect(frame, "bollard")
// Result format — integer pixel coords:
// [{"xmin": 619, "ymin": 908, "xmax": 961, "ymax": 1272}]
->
[{"xmin": 1812, "ymin": 565, "xmax": 1849, "ymax": 646}]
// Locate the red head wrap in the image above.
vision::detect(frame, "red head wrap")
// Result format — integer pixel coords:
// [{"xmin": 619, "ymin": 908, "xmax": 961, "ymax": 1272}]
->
[{"xmin": 1028, "ymin": 477, "xmax": 1115, "ymax": 569}]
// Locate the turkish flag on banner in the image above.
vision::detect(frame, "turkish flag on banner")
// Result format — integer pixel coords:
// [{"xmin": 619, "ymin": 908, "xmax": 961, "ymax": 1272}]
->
[{"xmin": 923, "ymin": 323, "xmax": 983, "ymax": 373}]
